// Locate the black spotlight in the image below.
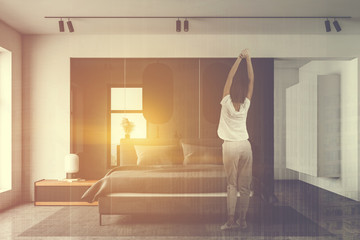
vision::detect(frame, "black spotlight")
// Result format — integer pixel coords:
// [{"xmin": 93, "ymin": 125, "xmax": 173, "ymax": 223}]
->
[
  {"xmin": 333, "ymin": 19, "xmax": 341, "ymax": 32},
  {"xmin": 184, "ymin": 19, "xmax": 189, "ymax": 32},
  {"xmin": 176, "ymin": 19, "xmax": 181, "ymax": 32},
  {"xmin": 58, "ymin": 19, "xmax": 64, "ymax": 32},
  {"xmin": 67, "ymin": 19, "xmax": 74, "ymax": 32},
  {"xmin": 325, "ymin": 19, "xmax": 331, "ymax": 32}
]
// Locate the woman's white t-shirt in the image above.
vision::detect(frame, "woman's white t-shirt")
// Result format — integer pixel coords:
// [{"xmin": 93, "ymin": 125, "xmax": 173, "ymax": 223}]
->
[{"xmin": 217, "ymin": 95, "xmax": 250, "ymax": 141}]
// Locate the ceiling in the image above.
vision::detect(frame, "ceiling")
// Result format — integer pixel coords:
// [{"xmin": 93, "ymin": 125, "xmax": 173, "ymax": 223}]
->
[{"xmin": 0, "ymin": 0, "xmax": 360, "ymax": 35}]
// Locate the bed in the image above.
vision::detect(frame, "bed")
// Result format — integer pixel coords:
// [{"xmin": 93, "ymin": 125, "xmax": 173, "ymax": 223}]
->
[{"xmin": 82, "ymin": 138, "xmax": 231, "ymax": 225}]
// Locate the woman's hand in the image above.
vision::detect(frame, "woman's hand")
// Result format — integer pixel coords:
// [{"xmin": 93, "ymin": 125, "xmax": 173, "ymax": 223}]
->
[{"xmin": 240, "ymin": 49, "xmax": 250, "ymax": 59}]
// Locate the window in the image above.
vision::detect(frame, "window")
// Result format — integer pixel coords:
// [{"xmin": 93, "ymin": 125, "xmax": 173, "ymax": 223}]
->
[
  {"xmin": 109, "ymin": 87, "xmax": 146, "ymax": 166},
  {"xmin": 0, "ymin": 47, "xmax": 12, "ymax": 192}
]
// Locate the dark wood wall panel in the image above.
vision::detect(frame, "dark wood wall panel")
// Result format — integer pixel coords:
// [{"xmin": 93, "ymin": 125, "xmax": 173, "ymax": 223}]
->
[
  {"xmin": 169, "ymin": 59, "xmax": 199, "ymax": 139},
  {"xmin": 143, "ymin": 63, "xmax": 173, "ymax": 124},
  {"xmin": 126, "ymin": 59, "xmax": 199, "ymax": 139},
  {"xmin": 71, "ymin": 58, "xmax": 125, "ymax": 179},
  {"xmin": 249, "ymin": 58, "xmax": 275, "ymax": 195},
  {"xmin": 71, "ymin": 57, "xmax": 274, "ymax": 193},
  {"xmin": 200, "ymin": 59, "xmax": 233, "ymax": 138}
]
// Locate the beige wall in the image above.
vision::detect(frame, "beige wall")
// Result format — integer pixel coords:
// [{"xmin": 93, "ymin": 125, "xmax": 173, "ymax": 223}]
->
[
  {"xmin": 0, "ymin": 20, "xmax": 22, "ymax": 211},
  {"xmin": 22, "ymin": 34, "xmax": 360, "ymax": 201}
]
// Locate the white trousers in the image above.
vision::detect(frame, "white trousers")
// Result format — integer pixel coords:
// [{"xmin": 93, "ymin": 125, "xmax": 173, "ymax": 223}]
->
[{"xmin": 222, "ymin": 140, "xmax": 253, "ymax": 218}]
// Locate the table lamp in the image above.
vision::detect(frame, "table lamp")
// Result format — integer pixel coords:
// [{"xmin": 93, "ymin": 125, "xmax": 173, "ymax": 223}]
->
[{"xmin": 64, "ymin": 154, "xmax": 79, "ymax": 179}]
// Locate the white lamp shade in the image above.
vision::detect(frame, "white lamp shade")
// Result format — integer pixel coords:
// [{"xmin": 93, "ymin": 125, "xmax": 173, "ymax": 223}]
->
[{"xmin": 64, "ymin": 154, "xmax": 79, "ymax": 173}]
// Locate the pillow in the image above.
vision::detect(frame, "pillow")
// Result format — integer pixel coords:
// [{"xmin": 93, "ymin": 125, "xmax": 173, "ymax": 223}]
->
[
  {"xmin": 181, "ymin": 143, "xmax": 223, "ymax": 165},
  {"xmin": 134, "ymin": 145, "xmax": 183, "ymax": 166}
]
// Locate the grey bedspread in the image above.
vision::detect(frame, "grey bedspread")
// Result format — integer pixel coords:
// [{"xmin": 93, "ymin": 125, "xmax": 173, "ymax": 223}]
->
[{"xmin": 81, "ymin": 164, "xmax": 227, "ymax": 203}]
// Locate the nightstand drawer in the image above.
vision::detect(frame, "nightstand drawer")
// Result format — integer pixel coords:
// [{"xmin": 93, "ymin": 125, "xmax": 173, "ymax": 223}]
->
[{"xmin": 35, "ymin": 186, "xmax": 90, "ymax": 202}]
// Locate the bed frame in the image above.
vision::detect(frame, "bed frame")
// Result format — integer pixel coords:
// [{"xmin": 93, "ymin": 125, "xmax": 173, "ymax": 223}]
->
[{"xmin": 98, "ymin": 192, "xmax": 231, "ymax": 226}]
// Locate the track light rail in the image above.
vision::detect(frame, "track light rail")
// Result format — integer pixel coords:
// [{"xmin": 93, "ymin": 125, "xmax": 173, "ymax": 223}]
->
[
  {"xmin": 45, "ymin": 16, "xmax": 351, "ymax": 19},
  {"xmin": 46, "ymin": 16, "xmax": 351, "ymax": 33}
]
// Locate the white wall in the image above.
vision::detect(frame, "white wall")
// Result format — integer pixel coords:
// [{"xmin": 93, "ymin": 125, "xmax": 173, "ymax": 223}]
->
[
  {"xmin": 22, "ymin": 33, "xmax": 360, "ymax": 201},
  {"xmin": 0, "ymin": 20, "xmax": 22, "ymax": 211},
  {"xmin": 274, "ymin": 65, "xmax": 299, "ymax": 180},
  {"xmin": 297, "ymin": 60, "xmax": 359, "ymax": 200}
]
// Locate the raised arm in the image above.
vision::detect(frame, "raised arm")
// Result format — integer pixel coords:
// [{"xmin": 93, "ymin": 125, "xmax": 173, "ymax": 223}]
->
[
  {"xmin": 223, "ymin": 54, "xmax": 242, "ymax": 98},
  {"xmin": 244, "ymin": 51, "xmax": 254, "ymax": 100}
]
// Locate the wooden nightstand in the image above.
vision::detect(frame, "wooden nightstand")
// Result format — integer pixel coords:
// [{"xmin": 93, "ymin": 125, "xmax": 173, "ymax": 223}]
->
[{"xmin": 34, "ymin": 179, "xmax": 98, "ymax": 206}]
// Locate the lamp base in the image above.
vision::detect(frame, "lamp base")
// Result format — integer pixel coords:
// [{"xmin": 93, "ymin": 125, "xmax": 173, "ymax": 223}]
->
[{"xmin": 66, "ymin": 173, "xmax": 77, "ymax": 179}]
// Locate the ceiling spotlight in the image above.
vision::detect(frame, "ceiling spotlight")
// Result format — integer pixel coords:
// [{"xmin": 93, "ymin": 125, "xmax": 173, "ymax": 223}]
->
[
  {"xmin": 333, "ymin": 19, "xmax": 341, "ymax": 32},
  {"xmin": 58, "ymin": 19, "xmax": 64, "ymax": 32},
  {"xmin": 184, "ymin": 19, "xmax": 189, "ymax": 32},
  {"xmin": 67, "ymin": 19, "xmax": 74, "ymax": 32},
  {"xmin": 325, "ymin": 19, "xmax": 331, "ymax": 32},
  {"xmin": 176, "ymin": 18, "xmax": 181, "ymax": 32}
]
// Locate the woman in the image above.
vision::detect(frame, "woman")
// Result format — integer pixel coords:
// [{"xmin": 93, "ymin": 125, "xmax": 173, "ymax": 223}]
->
[{"xmin": 218, "ymin": 49, "xmax": 254, "ymax": 230}]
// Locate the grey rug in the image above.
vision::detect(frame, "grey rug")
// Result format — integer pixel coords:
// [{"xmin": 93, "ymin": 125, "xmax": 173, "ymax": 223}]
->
[{"xmin": 20, "ymin": 206, "xmax": 333, "ymax": 238}]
